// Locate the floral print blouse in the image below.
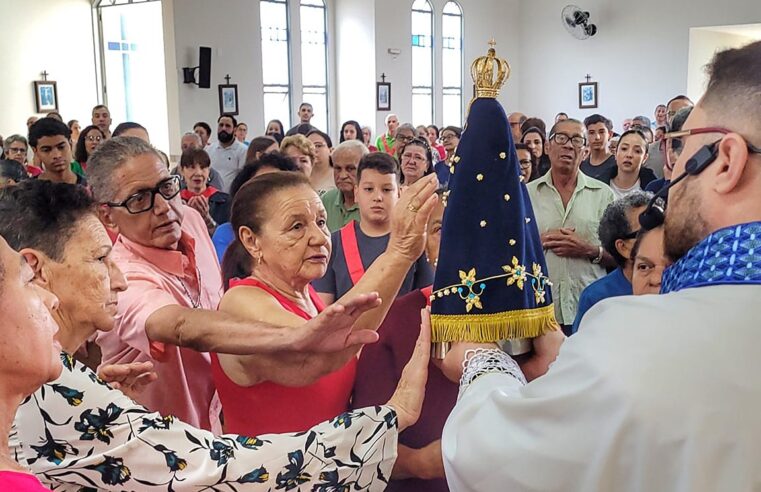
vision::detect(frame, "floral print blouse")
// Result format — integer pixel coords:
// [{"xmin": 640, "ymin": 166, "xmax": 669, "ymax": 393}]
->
[{"xmin": 11, "ymin": 353, "xmax": 398, "ymax": 491}]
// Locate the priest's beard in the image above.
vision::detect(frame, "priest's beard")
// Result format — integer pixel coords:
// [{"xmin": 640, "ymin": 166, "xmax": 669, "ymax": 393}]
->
[
  {"xmin": 664, "ymin": 180, "xmax": 709, "ymax": 261},
  {"xmin": 218, "ymin": 130, "xmax": 234, "ymax": 144}
]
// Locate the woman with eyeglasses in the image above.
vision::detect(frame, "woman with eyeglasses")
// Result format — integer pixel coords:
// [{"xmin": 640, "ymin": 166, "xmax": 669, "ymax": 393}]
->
[
  {"xmin": 400, "ymin": 138, "xmax": 434, "ymax": 187},
  {"xmin": 571, "ymin": 191, "xmax": 652, "ymax": 334},
  {"xmin": 73, "ymin": 125, "xmax": 106, "ymax": 172}
]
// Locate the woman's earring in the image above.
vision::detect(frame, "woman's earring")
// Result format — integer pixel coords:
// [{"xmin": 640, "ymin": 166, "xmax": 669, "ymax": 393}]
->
[{"xmin": 255, "ymin": 254, "xmax": 263, "ymax": 266}]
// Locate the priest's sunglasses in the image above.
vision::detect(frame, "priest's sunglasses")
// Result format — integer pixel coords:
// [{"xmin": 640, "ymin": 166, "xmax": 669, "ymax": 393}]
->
[
  {"xmin": 104, "ymin": 175, "xmax": 182, "ymax": 214},
  {"xmin": 549, "ymin": 132, "xmax": 587, "ymax": 148}
]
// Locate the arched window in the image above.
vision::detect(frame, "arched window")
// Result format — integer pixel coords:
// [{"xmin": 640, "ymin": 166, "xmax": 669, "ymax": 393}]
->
[
  {"xmin": 300, "ymin": 0, "xmax": 329, "ymax": 132},
  {"xmin": 411, "ymin": 0, "xmax": 434, "ymax": 125},
  {"xmin": 260, "ymin": 0, "xmax": 292, "ymax": 129},
  {"xmin": 441, "ymin": 1, "xmax": 463, "ymax": 126}
]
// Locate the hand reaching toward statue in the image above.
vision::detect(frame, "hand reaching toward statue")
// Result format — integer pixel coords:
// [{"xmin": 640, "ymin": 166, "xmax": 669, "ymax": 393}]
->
[
  {"xmin": 97, "ymin": 361, "xmax": 158, "ymax": 400},
  {"xmin": 293, "ymin": 292, "xmax": 383, "ymax": 352},
  {"xmin": 387, "ymin": 308, "xmax": 432, "ymax": 431},
  {"xmin": 388, "ymin": 174, "xmax": 440, "ymax": 262}
]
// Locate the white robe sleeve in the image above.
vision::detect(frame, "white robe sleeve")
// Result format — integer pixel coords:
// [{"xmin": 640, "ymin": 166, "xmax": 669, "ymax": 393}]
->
[{"xmin": 442, "ymin": 325, "xmax": 636, "ymax": 492}]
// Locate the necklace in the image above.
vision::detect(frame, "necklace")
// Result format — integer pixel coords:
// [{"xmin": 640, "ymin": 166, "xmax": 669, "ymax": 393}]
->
[{"xmin": 178, "ymin": 265, "xmax": 202, "ymax": 309}]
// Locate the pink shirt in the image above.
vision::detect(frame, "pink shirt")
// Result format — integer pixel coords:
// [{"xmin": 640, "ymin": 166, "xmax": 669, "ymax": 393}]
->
[
  {"xmin": 0, "ymin": 471, "xmax": 51, "ymax": 491},
  {"xmin": 96, "ymin": 206, "xmax": 222, "ymax": 429}
]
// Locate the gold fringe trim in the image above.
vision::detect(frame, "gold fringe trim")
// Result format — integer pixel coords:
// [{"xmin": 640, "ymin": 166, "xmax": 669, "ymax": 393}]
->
[{"xmin": 430, "ymin": 304, "xmax": 559, "ymax": 343}]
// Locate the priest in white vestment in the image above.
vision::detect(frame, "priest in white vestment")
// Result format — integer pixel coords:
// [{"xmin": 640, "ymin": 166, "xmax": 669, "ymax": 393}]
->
[{"xmin": 441, "ymin": 40, "xmax": 761, "ymax": 491}]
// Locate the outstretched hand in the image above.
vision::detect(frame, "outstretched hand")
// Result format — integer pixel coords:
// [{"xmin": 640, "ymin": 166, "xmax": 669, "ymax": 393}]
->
[
  {"xmin": 389, "ymin": 174, "xmax": 440, "ymax": 262},
  {"xmin": 97, "ymin": 361, "xmax": 158, "ymax": 400},
  {"xmin": 387, "ymin": 308, "xmax": 432, "ymax": 431},
  {"xmin": 293, "ymin": 292, "xmax": 383, "ymax": 353}
]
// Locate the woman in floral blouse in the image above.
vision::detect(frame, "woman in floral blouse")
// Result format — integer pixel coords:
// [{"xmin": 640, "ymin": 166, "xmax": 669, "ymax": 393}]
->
[{"xmin": 3, "ymin": 179, "xmax": 432, "ymax": 491}]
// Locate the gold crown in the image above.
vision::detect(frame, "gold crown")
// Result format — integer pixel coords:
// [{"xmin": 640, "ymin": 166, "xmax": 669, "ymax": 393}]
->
[{"xmin": 470, "ymin": 39, "xmax": 510, "ymax": 99}]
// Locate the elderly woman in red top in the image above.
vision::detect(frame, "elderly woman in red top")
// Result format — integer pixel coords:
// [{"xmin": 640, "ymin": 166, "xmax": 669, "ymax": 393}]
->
[
  {"xmin": 215, "ymin": 171, "xmax": 439, "ymax": 435},
  {"xmin": 0, "ymin": 235, "xmax": 61, "ymax": 491}
]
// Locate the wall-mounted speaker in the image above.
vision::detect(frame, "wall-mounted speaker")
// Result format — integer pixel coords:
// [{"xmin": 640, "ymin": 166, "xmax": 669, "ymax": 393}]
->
[{"xmin": 182, "ymin": 46, "xmax": 212, "ymax": 88}]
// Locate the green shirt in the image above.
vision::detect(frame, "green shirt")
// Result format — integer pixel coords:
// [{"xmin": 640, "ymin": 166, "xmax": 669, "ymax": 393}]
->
[
  {"xmin": 527, "ymin": 171, "xmax": 615, "ymax": 325},
  {"xmin": 374, "ymin": 134, "xmax": 396, "ymax": 155},
  {"xmin": 71, "ymin": 161, "xmax": 84, "ymax": 177},
  {"xmin": 321, "ymin": 188, "xmax": 360, "ymax": 233}
]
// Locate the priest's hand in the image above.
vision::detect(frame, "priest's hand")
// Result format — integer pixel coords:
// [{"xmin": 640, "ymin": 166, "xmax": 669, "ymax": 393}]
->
[
  {"xmin": 439, "ymin": 341, "xmax": 500, "ymax": 384},
  {"xmin": 388, "ymin": 174, "xmax": 439, "ymax": 262},
  {"xmin": 97, "ymin": 361, "xmax": 158, "ymax": 400},
  {"xmin": 387, "ymin": 309, "xmax": 431, "ymax": 431},
  {"xmin": 293, "ymin": 292, "xmax": 382, "ymax": 352},
  {"xmin": 518, "ymin": 329, "xmax": 565, "ymax": 381}
]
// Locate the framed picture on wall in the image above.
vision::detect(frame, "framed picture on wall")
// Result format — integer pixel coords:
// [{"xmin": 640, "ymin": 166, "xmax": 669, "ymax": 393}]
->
[
  {"xmin": 578, "ymin": 81, "xmax": 598, "ymax": 109},
  {"xmin": 34, "ymin": 80, "xmax": 58, "ymax": 113},
  {"xmin": 377, "ymin": 82, "xmax": 391, "ymax": 111},
  {"xmin": 218, "ymin": 84, "xmax": 239, "ymax": 115}
]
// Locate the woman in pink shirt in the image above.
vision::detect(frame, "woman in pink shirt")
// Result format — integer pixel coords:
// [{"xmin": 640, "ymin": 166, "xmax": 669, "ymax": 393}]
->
[{"xmin": 0, "ymin": 235, "xmax": 61, "ymax": 491}]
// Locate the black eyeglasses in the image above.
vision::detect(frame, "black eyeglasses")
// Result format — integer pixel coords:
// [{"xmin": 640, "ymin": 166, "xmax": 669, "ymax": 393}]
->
[
  {"xmin": 550, "ymin": 132, "xmax": 587, "ymax": 148},
  {"xmin": 105, "ymin": 175, "xmax": 181, "ymax": 214},
  {"xmin": 396, "ymin": 134, "xmax": 416, "ymax": 144}
]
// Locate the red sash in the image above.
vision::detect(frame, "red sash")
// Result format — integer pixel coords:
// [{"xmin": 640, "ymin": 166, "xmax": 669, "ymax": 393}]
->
[
  {"xmin": 340, "ymin": 221, "xmax": 365, "ymax": 286},
  {"xmin": 381, "ymin": 134, "xmax": 396, "ymax": 156},
  {"xmin": 421, "ymin": 285, "xmax": 433, "ymax": 307},
  {"xmin": 181, "ymin": 186, "xmax": 218, "ymax": 202}
]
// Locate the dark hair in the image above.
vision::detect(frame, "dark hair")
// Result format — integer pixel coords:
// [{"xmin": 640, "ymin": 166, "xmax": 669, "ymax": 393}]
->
[
  {"xmin": 514, "ymin": 143, "xmax": 537, "ymax": 180},
  {"xmin": 440, "ymin": 126, "xmax": 462, "ymax": 139},
  {"xmin": 702, "ymin": 41, "xmax": 761, "ymax": 124},
  {"xmin": 666, "ymin": 94, "xmax": 693, "ymax": 107},
  {"xmin": 74, "ymin": 125, "xmax": 106, "ymax": 164},
  {"xmin": 28, "ymin": 118, "xmax": 71, "ymax": 148},
  {"xmin": 67, "ymin": 120, "xmax": 78, "ymax": 129},
  {"xmin": 113, "ymin": 122, "xmax": 147, "ymax": 138},
  {"xmin": 307, "ymin": 129, "xmax": 333, "ymax": 148},
  {"xmin": 357, "ymin": 152, "xmax": 401, "ymax": 183},
  {"xmin": 399, "ymin": 138, "xmax": 434, "ymax": 184},
  {"xmin": 245, "ymin": 136, "xmax": 278, "ymax": 164},
  {"xmin": 656, "ymin": 126, "xmax": 667, "ymax": 133},
  {"xmin": 670, "ymin": 107, "xmax": 693, "ymax": 133},
  {"xmin": 556, "ymin": 112, "xmax": 568, "ymax": 118},
  {"xmin": 521, "ymin": 126, "xmax": 546, "ymax": 144},
  {"xmin": 293, "ymin": 123, "xmax": 315, "ymax": 136},
  {"xmin": 193, "ymin": 121, "xmax": 212, "ymax": 137},
  {"xmin": 583, "ymin": 114, "xmax": 613, "ymax": 131},
  {"xmin": 618, "ymin": 129, "xmax": 650, "ymax": 149},
  {"xmin": 0, "ymin": 180, "xmax": 94, "ymax": 261},
  {"xmin": 427, "ymin": 125, "xmax": 440, "ymax": 139},
  {"xmin": 229, "ymin": 152, "xmax": 300, "ymax": 200},
  {"xmin": 235, "ymin": 122, "xmax": 248, "ymax": 130},
  {"xmin": 548, "ymin": 118, "xmax": 584, "ymax": 139},
  {"xmin": 0, "ymin": 159, "xmax": 27, "ymax": 183},
  {"xmin": 266, "ymin": 119, "xmax": 285, "ymax": 143},
  {"xmin": 598, "ymin": 191, "xmax": 653, "ymax": 267},
  {"xmin": 222, "ymin": 171, "xmax": 311, "ymax": 289},
  {"xmin": 630, "ymin": 224, "xmax": 668, "ymax": 264},
  {"xmin": 520, "ymin": 117, "xmax": 547, "ymax": 137},
  {"xmin": 218, "ymin": 114, "xmax": 238, "ymax": 127},
  {"xmin": 180, "ymin": 148, "xmax": 211, "ymax": 169},
  {"xmin": 92, "ymin": 104, "xmax": 109, "ymax": 113},
  {"xmin": 630, "ymin": 125, "xmax": 653, "ymax": 142},
  {"xmin": 339, "ymin": 120, "xmax": 364, "ymax": 143},
  {"xmin": 299, "ymin": 102, "xmax": 313, "ymax": 111}
]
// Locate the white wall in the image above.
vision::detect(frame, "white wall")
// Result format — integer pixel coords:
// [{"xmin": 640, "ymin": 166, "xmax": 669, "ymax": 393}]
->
[
  {"xmin": 170, "ymin": 0, "xmax": 264, "ymax": 142},
  {"xmin": 687, "ymin": 27, "xmax": 759, "ymax": 100},
  {"xmin": 517, "ymin": 0, "xmax": 761, "ymax": 133},
  {"xmin": 373, "ymin": 0, "xmax": 520, "ymax": 133},
  {"xmin": 0, "ymin": 0, "xmax": 98, "ymax": 138}
]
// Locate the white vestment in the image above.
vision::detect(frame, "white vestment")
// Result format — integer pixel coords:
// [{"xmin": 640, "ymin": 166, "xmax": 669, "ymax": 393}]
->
[{"xmin": 443, "ymin": 284, "xmax": 761, "ymax": 491}]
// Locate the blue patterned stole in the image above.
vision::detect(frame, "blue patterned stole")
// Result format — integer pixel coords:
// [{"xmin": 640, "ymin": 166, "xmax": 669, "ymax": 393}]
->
[{"xmin": 662, "ymin": 222, "xmax": 761, "ymax": 294}]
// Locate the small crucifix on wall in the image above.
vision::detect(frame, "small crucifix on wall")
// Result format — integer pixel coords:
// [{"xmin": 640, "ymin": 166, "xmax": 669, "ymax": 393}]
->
[{"xmin": 377, "ymin": 73, "xmax": 391, "ymax": 111}]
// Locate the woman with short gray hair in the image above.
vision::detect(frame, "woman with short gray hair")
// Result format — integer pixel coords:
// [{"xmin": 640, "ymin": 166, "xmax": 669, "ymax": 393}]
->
[{"xmin": 571, "ymin": 191, "xmax": 653, "ymax": 333}]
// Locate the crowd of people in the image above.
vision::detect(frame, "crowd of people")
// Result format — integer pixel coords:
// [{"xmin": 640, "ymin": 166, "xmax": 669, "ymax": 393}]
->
[{"xmin": 0, "ymin": 39, "xmax": 759, "ymax": 491}]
